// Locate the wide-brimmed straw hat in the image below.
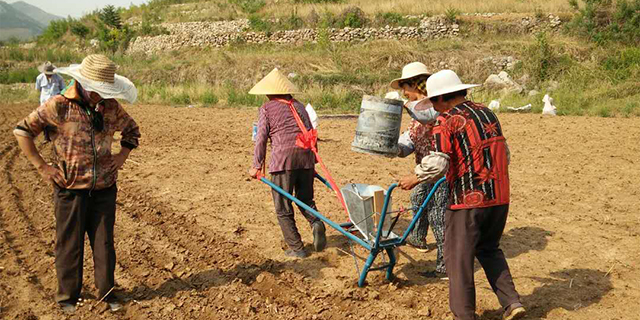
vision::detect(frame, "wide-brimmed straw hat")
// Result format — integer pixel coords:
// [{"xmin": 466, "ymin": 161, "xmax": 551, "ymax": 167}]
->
[
  {"xmin": 38, "ymin": 61, "xmax": 56, "ymax": 75},
  {"xmin": 55, "ymin": 54, "xmax": 137, "ymax": 103},
  {"xmin": 426, "ymin": 69, "xmax": 479, "ymax": 99},
  {"xmin": 249, "ymin": 68, "xmax": 301, "ymax": 95},
  {"xmin": 389, "ymin": 62, "xmax": 431, "ymax": 89}
]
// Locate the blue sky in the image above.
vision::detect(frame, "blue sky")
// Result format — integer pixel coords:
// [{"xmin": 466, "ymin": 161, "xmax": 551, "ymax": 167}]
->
[{"xmin": 5, "ymin": 0, "xmax": 149, "ymax": 18}]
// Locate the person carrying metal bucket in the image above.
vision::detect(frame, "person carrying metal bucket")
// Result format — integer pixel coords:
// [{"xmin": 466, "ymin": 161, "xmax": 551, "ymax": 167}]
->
[
  {"xmin": 390, "ymin": 62, "xmax": 450, "ymax": 280},
  {"xmin": 248, "ymin": 68, "xmax": 327, "ymax": 259},
  {"xmin": 415, "ymin": 70, "xmax": 524, "ymax": 320}
]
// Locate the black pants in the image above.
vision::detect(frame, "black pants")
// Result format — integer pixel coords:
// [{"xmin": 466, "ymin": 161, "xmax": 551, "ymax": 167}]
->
[
  {"xmin": 271, "ymin": 169, "xmax": 319, "ymax": 251},
  {"xmin": 444, "ymin": 204, "xmax": 521, "ymax": 320},
  {"xmin": 53, "ymin": 184, "xmax": 117, "ymax": 304}
]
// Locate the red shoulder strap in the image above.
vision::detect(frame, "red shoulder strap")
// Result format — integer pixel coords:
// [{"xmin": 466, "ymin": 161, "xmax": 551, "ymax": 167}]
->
[{"xmin": 275, "ymin": 99, "xmax": 348, "ymax": 216}]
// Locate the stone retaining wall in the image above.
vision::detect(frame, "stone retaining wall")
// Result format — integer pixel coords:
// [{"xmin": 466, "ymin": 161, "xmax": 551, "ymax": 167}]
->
[{"xmin": 128, "ymin": 14, "xmax": 562, "ymax": 55}]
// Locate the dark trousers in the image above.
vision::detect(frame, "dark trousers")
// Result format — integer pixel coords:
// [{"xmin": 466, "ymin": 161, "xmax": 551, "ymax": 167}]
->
[
  {"xmin": 444, "ymin": 204, "xmax": 520, "ymax": 320},
  {"xmin": 271, "ymin": 169, "xmax": 319, "ymax": 251},
  {"xmin": 53, "ymin": 184, "xmax": 117, "ymax": 304}
]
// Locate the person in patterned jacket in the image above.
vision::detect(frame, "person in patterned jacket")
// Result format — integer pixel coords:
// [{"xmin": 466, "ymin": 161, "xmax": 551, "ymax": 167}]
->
[
  {"xmin": 391, "ymin": 62, "xmax": 450, "ymax": 280},
  {"xmin": 13, "ymin": 55, "xmax": 139, "ymax": 314},
  {"xmin": 414, "ymin": 70, "xmax": 525, "ymax": 320}
]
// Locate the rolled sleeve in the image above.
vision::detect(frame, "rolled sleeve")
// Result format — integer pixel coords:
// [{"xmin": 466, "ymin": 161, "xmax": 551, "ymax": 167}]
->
[
  {"xmin": 13, "ymin": 100, "xmax": 58, "ymax": 139},
  {"xmin": 415, "ymin": 152, "xmax": 450, "ymax": 182},
  {"xmin": 397, "ymin": 130, "xmax": 414, "ymax": 158}
]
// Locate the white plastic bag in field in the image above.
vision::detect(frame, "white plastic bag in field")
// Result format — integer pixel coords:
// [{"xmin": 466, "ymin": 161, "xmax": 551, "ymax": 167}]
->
[
  {"xmin": 488, "ymin": 100, "xmax": 501, "ymax": 111},
  {"xmin": 306, "ymin": 103, "xmax": 319, "ymax": 129},
  {"xmin": 542, "ymin": 94, "xmax": 557, "ymax": 116}
]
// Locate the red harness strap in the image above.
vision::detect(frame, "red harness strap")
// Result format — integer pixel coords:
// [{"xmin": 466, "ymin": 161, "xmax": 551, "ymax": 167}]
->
[{"xmin": 276, "ymin": 99, "xmax": 349, "ymax": 215}]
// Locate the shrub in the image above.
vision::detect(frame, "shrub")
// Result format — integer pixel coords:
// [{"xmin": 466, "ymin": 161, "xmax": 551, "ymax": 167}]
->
[
  {"xmin": 248, "ymin": 15, "xmax": 271, "ymax": 32},
  {"xmin": 201, "ymin": 91, "xmax": 219, "ymax": 105},
  {"xmin": 39, "ymin": 19, "xmax": 70, "ymax": 43},
  {"xmin": 339, "ymin": 7, "xmax": 367, "ymax": 28},
  {"xmin": 226, "ymin": 85, "xmax": 262, "ymax": 106},
  {"xmin": 99, "ymin": 5, "xmax": 123, "ymax": 29},
  {"xmin": 375, "ymin": 12, "xmax": 420, "ymax": 27},
  {"xmin": 0, "ymin": 68, "xmax": 40, "ymax": 84},
  {"xmin": 526, "ymin": 32, "xmax": 557, "ymax": 82},
  {"xmin": 445, "ymin": 7, "xmax": 461, "ymax": 23},
  {"xmin": 229, "ymin": 0, "xmax": 265, "ymax": 14},
  {"xmin": 601, "ymin": 47, "xmax": 640, "ymax": 81},
  {"xmin": 568, "ymin": 0, "xmax": 640, "ymax": 45},
  {"xmin": 170, "ymin": 91, "xmax": 191, "ymax": 105},
  {"xmin": 70, "ymin": 21, "xmax": 90, "ymax": 39}
]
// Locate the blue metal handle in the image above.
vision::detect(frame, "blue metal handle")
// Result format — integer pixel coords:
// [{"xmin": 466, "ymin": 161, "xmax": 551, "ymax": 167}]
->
[
  {"xmin": 314, "ymin": 173, "xmax": 333, "ymax": 190},
  {"xmin": 260, "ymin": 177, "xmax": 372, "ymax": 250}
]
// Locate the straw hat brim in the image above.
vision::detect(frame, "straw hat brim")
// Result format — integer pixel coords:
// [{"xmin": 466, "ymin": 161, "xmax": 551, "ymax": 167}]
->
[
  {"xmin": 426, "ymin": 84, "xmax": 480, "ymax": 99},
  {"xmin": 55, "ymin": 64, "xmax": 137, "ymax": 103},
  {"xmin": 248, "ymin": 68, "xmax": 302, "ymax": 95},
  {"xmin": 38, "ymin": 63, "xmax": 57, "ymax": 75},
  {"xmin": 389, "ymin": 72, "xmax": 431, "ymax": 90}
]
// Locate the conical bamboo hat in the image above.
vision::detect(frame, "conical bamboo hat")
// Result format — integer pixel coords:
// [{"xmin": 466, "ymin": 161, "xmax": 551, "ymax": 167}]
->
[{"xmin": 249, "ymin": 68, "xmax": 301, "ymax": 95}]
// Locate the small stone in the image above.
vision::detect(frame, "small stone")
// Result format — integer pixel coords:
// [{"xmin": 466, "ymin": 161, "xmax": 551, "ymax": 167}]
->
[
  {"xmin": 528, "ymin": 90, "xmax": 540, "ymax": 97},
  {"xmin": 164, "ymin": 262, "xmax": 174, "ymax": 270}
]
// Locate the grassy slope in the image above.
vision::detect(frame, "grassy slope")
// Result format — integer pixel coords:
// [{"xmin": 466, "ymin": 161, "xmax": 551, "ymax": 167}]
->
[
  {"xmin": 123, "ymin": 0, "xmax": 573, "ymax": 23},
  {"xmin": 1, "ymin": 0, "xmax": 638, "ymax": 117}
]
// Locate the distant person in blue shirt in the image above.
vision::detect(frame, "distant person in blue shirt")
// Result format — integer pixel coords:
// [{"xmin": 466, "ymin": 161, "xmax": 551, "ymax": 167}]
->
[{"xmin": 36, "ymin": 61, "xmax": 65, "ymax": 105}]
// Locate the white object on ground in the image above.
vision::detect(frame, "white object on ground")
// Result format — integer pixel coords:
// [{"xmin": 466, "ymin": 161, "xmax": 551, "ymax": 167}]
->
[
  {"xmin": 488, "ymin": 100, "xmax": 501, "ymax": 111},
  {"xmin": 306, "ymin": 103, "xmax": 319, "ymax": 129},
  {"xmin": 507, "ymin": 104, "xmax": 532, "ymax": 112},
  {"xmin": 542, "ymin": 94, "xmax": 557, "ymax": 116}
]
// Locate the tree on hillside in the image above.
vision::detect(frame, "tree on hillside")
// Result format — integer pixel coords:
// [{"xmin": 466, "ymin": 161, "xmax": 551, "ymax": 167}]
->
[{"xmin": 99, "ymin": 5, "xmax": 122, "ymax": 29}]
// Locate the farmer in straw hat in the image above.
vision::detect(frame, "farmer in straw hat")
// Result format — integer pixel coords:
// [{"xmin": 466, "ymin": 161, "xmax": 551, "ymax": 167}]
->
[
  {"xmin": 411, "ymin": 70, "xmax": 524, "ymax": 320},
  {"xmin": 13, "ymin": 54, "xmax": 140, "ymax": 313},
  {"xmin": 36, "ymin": 61, "xmax": 66, "ymax": 105},
  {"xmin": 248, "ymin": 68, "xmax": 327, "ymax": 259},
  {"xmin": 392, "ymin": 62, "xmax": 450, "ymax": 280}
]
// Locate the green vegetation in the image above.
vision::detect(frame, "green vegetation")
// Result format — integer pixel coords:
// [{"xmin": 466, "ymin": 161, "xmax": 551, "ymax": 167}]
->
[{"xmin": 567, "ymin": 0, "xmax": 640, "ymax": 45}]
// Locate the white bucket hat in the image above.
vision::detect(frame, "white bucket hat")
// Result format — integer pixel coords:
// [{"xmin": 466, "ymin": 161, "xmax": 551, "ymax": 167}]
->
[
  {"xmin": 249, "ymin": 68, "xmax": 301, "ymax": 95},
  {"xmin": 55, "ymin": 54, "xmax": 137, "ymax": 103},
  {"xmin": 426, "ymin": 70, "xmax": 479, "ymax": 99},
  {"xmin": 389, "ymin": 62, "xmax": 431, "ymax": 89}
]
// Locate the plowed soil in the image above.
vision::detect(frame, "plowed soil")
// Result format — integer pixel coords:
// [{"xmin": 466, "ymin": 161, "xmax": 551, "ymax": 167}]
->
[{"xmin": 1, "ymin": 103, "xmax": 638, "ymax": 320}]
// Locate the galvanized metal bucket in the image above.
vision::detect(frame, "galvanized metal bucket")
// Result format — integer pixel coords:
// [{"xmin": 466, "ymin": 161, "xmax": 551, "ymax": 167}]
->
[{"xmin": 351, "ymin": 95, "xmax": 404, "ymax": 157}]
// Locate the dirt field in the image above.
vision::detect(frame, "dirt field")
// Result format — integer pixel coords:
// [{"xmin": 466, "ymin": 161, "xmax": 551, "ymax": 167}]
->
[{"xmin": 1, "ymin": 103, "xmax": 638, "ymax": 320}]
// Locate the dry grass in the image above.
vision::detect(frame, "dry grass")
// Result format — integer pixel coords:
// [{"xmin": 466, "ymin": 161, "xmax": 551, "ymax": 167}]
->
[{"xmin": 146, "ymin": 0, "xmax": 573, "ymax": 23}]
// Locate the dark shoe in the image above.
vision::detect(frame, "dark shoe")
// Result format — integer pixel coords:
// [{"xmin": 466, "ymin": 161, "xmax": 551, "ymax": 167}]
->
[
  {"xmin": 284, "ymin": 249, "xmax": 309, "ymax": 258},
  {"xmin": 312, "ymin": 221, "xmax": 327, "ymax": 252},
  {"xmin": 59, "ymin": 302, "xmax": 76, "ymax": 314},
  {"xmin": 503, "ymin": 303, "xmax": 526, "ymax": 320},
  {"xmin": 419, "ymin": 270, "xmax": 449, "ymax": 280}
]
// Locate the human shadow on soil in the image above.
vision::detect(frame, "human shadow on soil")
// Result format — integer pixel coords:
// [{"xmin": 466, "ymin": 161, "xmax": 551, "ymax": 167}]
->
[
  {"xmin": 478, "ymin": 268, "xmax": 613, "ymax": 320},
  {"xmin": 125, "ymin": 255, "xmax": 334, "ymax": 301},
  {"xmin": 394, "ymin": 226, "xmax": 553, "ymax": 287}
]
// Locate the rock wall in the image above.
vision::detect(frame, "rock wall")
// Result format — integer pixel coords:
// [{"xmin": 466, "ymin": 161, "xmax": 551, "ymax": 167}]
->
[{"xmin": 128, "ymin": 14, "xmax": 562, "ymax": 55}]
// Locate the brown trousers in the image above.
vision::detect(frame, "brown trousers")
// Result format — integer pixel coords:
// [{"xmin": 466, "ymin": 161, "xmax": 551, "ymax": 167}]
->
[
  {"xmin": 53, "ymin": 184, "xmax": 117, "ymax": 304},
  {"xmin": 444, "ymin": 204, "xmax": 521, "ymax": 320},
  {"xmin": 271, "ymin": 169, "xmax": 319, "ymax": 251}
]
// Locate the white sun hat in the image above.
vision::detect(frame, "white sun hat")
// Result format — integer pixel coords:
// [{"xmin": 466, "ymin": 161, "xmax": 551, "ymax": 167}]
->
[
  {"xmin": 55, "ymin": 54, "xmax": 137, "ymax": 103},
  {"xmin": 389, "ymin": 62, "xmax": 431, "ymax": 89},
  {"xmin": 249, "ymin": 68, "xmax": 301, "ymax": 95},
  {"xmin": 426, "ymin": 69, "xmax": 479, "ymax": 99}
]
